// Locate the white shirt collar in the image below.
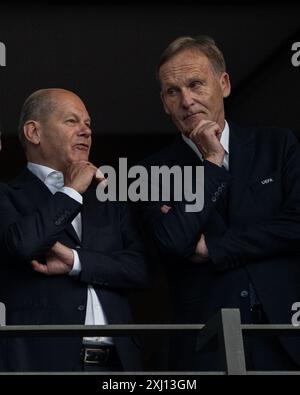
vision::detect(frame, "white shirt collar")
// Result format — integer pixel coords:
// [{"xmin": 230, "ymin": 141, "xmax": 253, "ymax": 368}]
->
[
  {"xmin": 181, "ymin": 120, "xmax": 230, "ymax": 161},
  {"xmin": 27, "ymin": 162, "xmax": 62, "ymax": 182},
  {"xmin": 27, "ymin": 162, "xmax": 64, "ymax": 190}
]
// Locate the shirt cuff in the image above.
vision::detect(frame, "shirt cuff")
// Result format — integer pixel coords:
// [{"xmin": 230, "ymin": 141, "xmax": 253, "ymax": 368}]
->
[
  {"xmin": 69, "ymin": 249, "xmax": 82, "ymax": 276},
  {"xmin": 59, "ymin": 187, "xmax": 83, "ymax": 204}
]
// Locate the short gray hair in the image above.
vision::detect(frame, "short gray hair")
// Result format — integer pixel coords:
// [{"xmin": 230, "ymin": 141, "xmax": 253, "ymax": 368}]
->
[
  {"xmin": 157, "ymin": 35, "xmax": 226, "ymax": 79},
  {"xmin": 18, "ymin": 89, "xmax": 57, "ymax": 149}
]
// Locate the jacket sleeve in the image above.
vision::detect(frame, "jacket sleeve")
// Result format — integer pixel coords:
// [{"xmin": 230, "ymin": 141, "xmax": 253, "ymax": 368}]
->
[
  {"xmin": 76, "ymin": 203, "xmax": 152, "ymax": 290},
  {"xmin": 139, "ymin": 161, "xmax": 231, "ymax": 259},
  {"xmin": 0, "ymin": 188, "xmax": 81, "ymax": 261},
  {"xmin": 206, "ymin": 130, "xmax": 300, "ymax": 271}
]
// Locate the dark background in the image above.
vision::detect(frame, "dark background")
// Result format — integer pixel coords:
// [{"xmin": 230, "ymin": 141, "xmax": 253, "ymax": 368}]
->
[
  {"xmin": 1, "ymin": 3, "xmax": 300, "ymax": 175},
  {"xmin": 0, "ymin": 2, "xmax": 300, "ymax": 370}
]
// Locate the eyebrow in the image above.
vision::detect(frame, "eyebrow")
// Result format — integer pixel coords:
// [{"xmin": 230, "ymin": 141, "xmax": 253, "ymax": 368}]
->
[
  {"xmin": 187, "ymin": 76, "xmax": 204, "ymax": 82},
  {"xmin": 65, "ymin": 112, "xmax": 91, "ymax": 124},
  {"xmin": 163, "ymin": 75, "xmax": 205, "ymax": 87}
]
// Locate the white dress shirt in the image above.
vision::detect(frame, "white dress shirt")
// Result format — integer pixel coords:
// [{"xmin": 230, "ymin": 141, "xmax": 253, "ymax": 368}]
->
[
  {"xmin": 181, "ymin": 120, "xmax": 230, "ymax": 170},
  {"xmin": 27, "ymin": 162, "xmax": 112, "ymax": 345}
]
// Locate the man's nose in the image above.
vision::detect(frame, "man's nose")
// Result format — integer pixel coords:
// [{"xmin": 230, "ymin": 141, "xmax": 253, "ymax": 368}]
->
[
  {"xmin": 181, "ymin": 89, "xmax": 194, "ymax": 109},
  {"xmin": 79, "ymin": 123, "xmax": 92, "ymax": 137}
]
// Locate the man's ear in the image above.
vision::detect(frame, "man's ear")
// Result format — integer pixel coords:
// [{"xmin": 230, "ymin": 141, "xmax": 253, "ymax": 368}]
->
[
  {"xmin": 220, "ymin": 72, "xmax": 231, "ymax": 98},
  {"xmin": 160, "ymin": 91, "xmax": 170, "ymax": 115},
  {"xmin": 23, "ymin": 120, "xmax": 41, "ymax": 145}
]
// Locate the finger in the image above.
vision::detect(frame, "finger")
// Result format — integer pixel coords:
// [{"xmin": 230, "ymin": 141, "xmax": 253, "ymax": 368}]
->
[
  {"xmin": 201, "ymin": 124, "xmax": 221, "ymax": 137},
  {"xmin": 51, "ymin": 242, "xmax": 62, "ymax": 253},
  {"xmin": 69, "ymin": 160, "xmax": 89, "ymax": 168},
  {"xmin": 194, "ymin": 119, "xmax": 215, "ymax": 130},
  {"xmin": 51, "ymin": 242, "xmax": 70, "ymax": 257},
  {"xmin": 31, "ymin": 260, "xmax": 49, "ymax": 275},
  {"xmin": 96, "ymin": 168, "xmax": 105, "ymax": 179},
  {"xmin": 86, "ymin": 162, "xmax": 98, "ymax": 169},
  {"xmin": 96, "ymin": 177, "xmax": 108, "ymax": 187},
  {"xmin": 160, "ymin": 204, "xmax": 172, "ymax": 214},
  {"xmin": 191, "ymin": 120, "xmax": 220, "ymax": 136},
  {"xmin": 95, "ymin": 169, "xmax": 107, "ymax": 185},
  {"xmin": 81, "ymin": 162, "xmax": 98, "ymax": 173},
  {"xmin": 215, "ymin": 129, "xmax": 222, "ymax": 141},
  {"xmin": 89, "ymin": 164, "xmax": 99, "ymax": 172},
  {"xmin": 210, "ymin": 124, "xmax": 222, "ymax": 136},
  {"xmin": 52, "ymin": 241, "xmax": 61, "ymax": 248},
  {"xmin": 191, "ymin": 120, "xmax": 216, "ymax": 134}
]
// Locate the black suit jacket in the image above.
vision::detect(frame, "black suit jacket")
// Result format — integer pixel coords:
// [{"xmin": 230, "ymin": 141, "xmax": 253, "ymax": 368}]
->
[
  {"xmin": 139, "ymin": 122, "xmax": 300, "ymax": 369},
  {"xmin": 0, "ymin": 168, "xmax": 150, "ymax": 372}
]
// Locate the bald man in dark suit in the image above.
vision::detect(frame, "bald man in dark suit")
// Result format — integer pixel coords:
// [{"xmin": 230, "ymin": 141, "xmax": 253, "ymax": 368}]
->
[{"xmin": 0, "ymin": 89, "xmax": 150, "ymax": 372}]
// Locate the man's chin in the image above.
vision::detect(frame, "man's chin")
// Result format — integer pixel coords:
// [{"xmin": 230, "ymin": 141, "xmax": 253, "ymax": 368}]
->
[
  {"xmin": 181, "ymin": 122, "xmax": 200, "ymax": 137},
  {"xmin": 72, "ymin": 154, "xmax": 89, "ymax": 162},
  {"xmin": 181, "ymin": 115, "xmax": 212, "ymax": 136}
]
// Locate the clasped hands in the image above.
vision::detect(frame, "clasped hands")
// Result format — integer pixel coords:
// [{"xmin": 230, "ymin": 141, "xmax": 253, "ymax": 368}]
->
[
  {"xmin": 31, "ymin": 160, "xmax": 107, "ymax": 276},
  {"xmin": 160, "ymin": 205, "xmax": 209, "ymax": 263}
]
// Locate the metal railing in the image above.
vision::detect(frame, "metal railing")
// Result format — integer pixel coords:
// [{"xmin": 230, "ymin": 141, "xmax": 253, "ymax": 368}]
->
[{"xmin": 0, "ymin": 308, "xmax": 299, "ymax": 375}]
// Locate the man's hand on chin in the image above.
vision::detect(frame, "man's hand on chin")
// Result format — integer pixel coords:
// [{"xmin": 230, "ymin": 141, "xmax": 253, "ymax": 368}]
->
[{"xmin": 189, "ymin": 120, "xmax": 225, "ymax": 167}]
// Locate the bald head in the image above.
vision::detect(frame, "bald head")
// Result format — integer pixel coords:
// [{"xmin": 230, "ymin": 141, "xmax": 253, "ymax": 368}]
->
[
  {"xmin": 18, "ymin": 88, "xmax": 79, "ymax": 149},
  {"xmin": 18, "ymin": 88, "xmax": 92, "ymax": 172}
]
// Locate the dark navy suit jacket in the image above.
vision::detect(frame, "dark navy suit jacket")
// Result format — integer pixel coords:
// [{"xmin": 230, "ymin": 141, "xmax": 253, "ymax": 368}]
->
[
  {"xmin": 139, "ymin": 123, "xmax": 300, "ymax": 370},
  {"xmin": 0, "ymin": 168, "xmax": 150, "ymax": 372}
]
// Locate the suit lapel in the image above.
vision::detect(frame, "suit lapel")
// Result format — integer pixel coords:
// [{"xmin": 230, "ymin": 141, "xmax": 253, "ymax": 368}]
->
[
  {"xmin": 65, "ymin": 221, "xmax": 81, "ymax": 245},
  {"xmin": 228, "ymin": 122, "xmax": 255, "ymax": 219},
  {"xmin": 164, "ymin": 136, "xmax": 203, "ymax": 202},
  {"xmin": 80, "ymin": 188, "xmax": 101, "ymax": 247},
  {"xmin": 11, "ymin": 167, "xmax": 81, "ymax": 245},
  {"xmin": 10, "ymin": 168, "xmax": 53, "ymax": 212},
  {"xmin": 168, "ymin": 135, "xmax": 203, "ymax": 167}
]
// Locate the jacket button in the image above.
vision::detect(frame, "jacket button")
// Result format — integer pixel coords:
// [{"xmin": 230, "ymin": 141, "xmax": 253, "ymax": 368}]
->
[
  {"xmin": 240, "ymin": 290, "xmax": 248, "ymax": 298},
  {"xmin": 77, "ymin": 305, "xmax": 86, "ymax": 311}
]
